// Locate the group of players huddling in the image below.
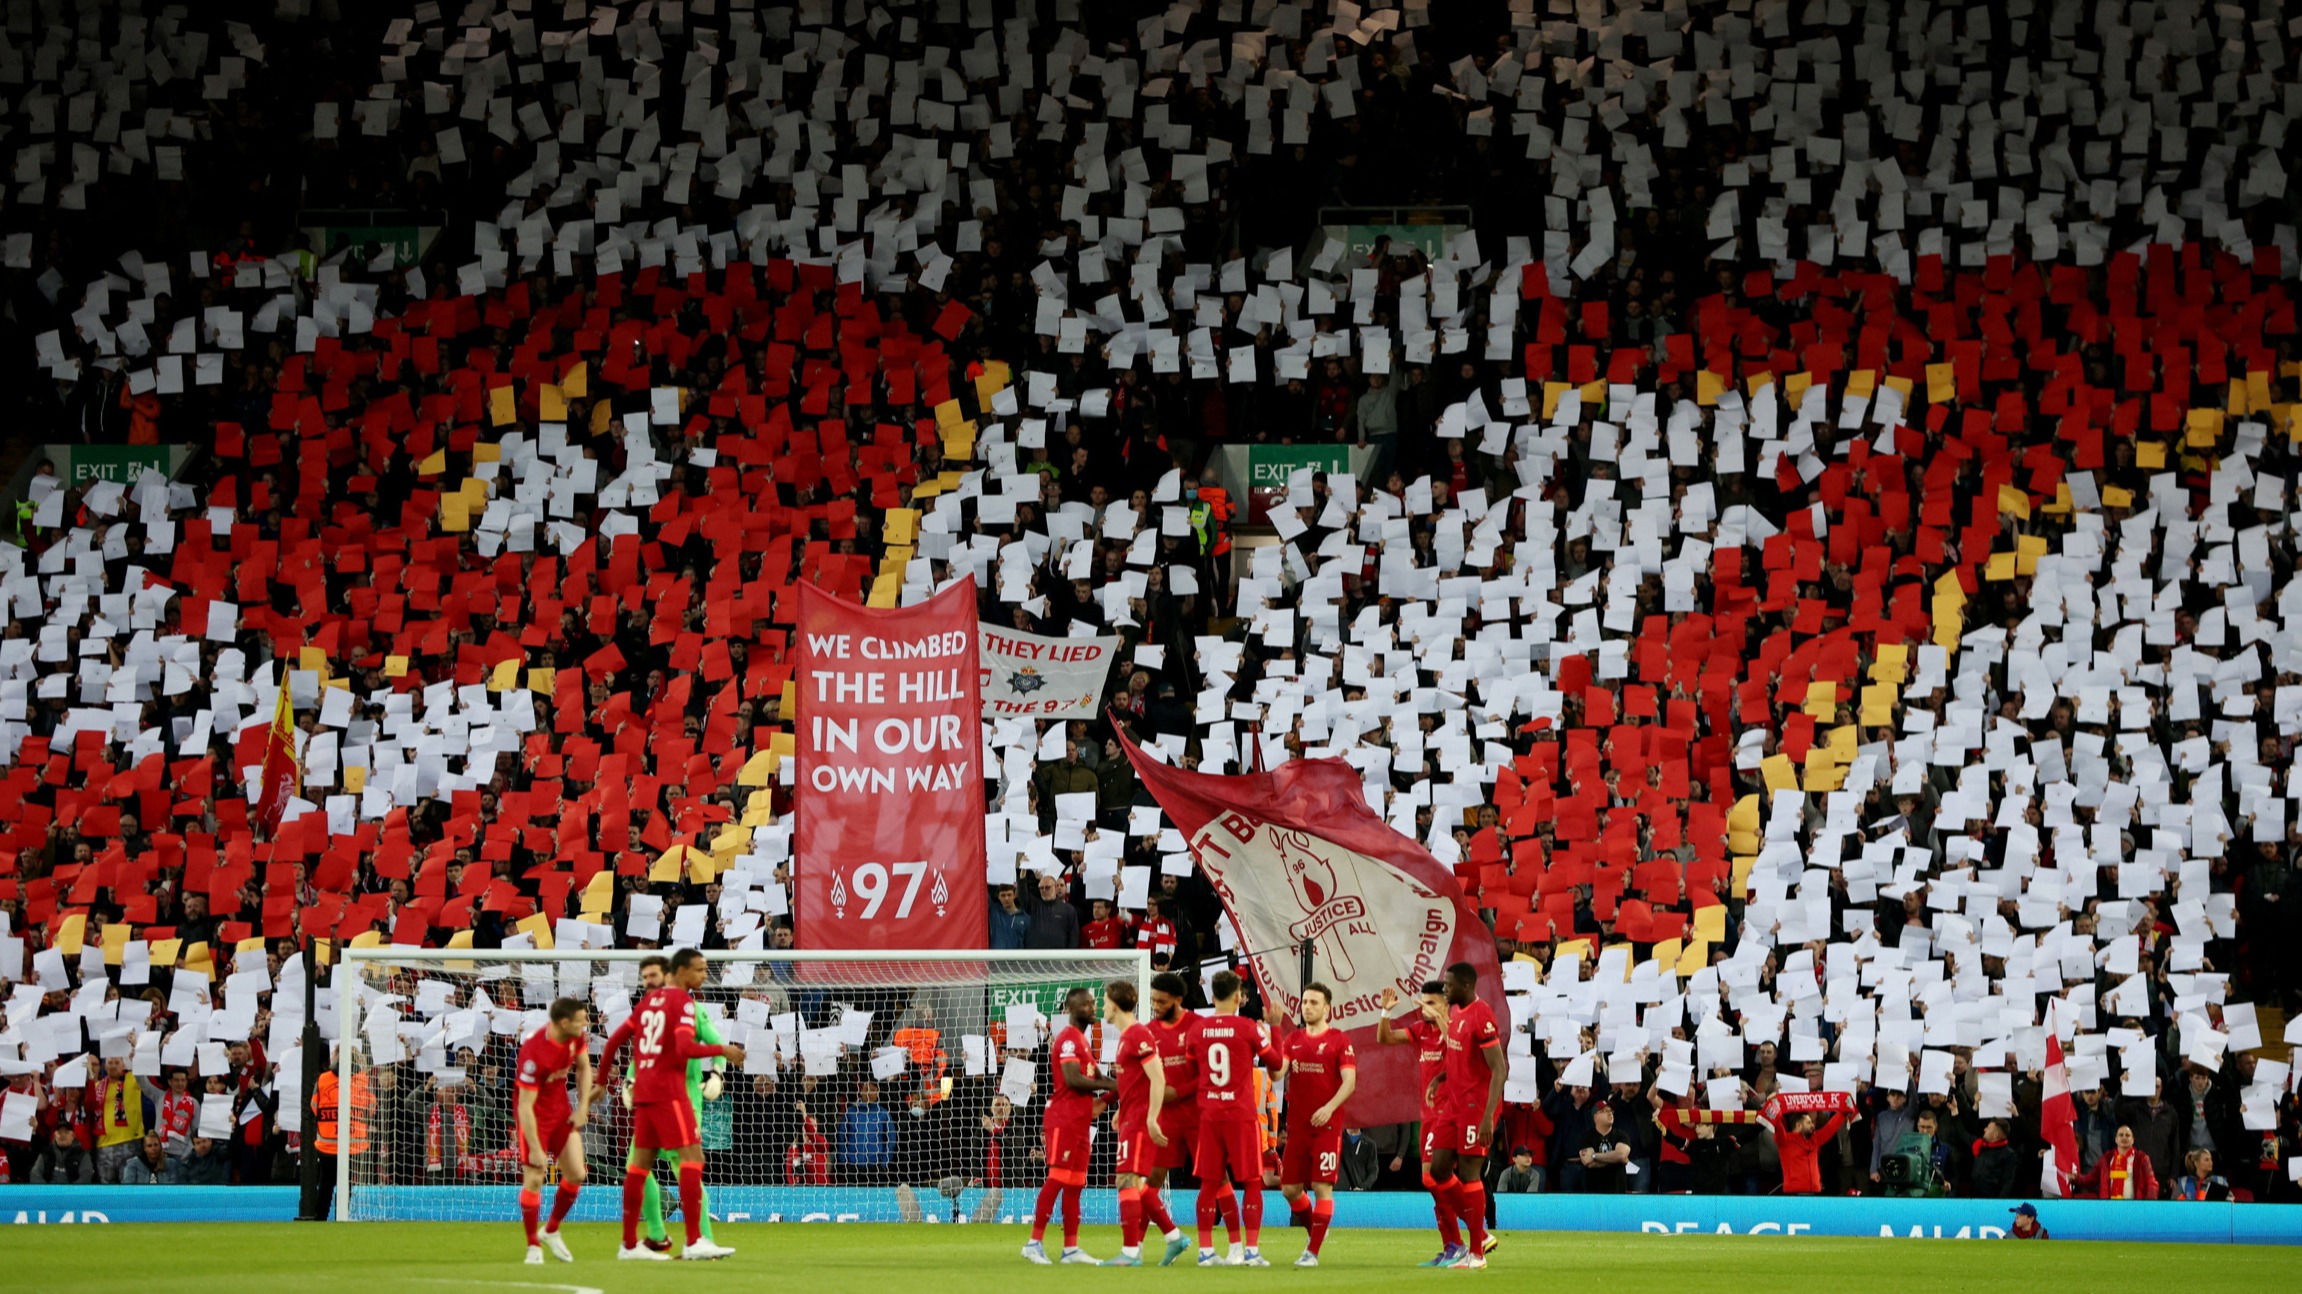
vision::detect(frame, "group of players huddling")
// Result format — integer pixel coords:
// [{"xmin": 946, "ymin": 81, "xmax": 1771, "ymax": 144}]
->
[
  {"xmin": 502, "ymin": 952, "xmax": 1503, "ymax": 1269},
  {"xmin": 1023, "ymin": 961, "xmax": 1503, "ymax": 1269}
]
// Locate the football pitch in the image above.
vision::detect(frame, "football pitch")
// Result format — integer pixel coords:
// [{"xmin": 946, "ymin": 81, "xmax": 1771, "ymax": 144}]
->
[{"xmin": 0, "ymin": 1222, "xmax": 2290, "ymax": 1293}]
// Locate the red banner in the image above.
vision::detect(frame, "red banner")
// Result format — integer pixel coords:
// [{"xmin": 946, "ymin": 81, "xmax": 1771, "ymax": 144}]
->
[
  {"xmin": 1118, "ymin": 732, "xmax": 1507, "ymax": 1127},
  {"xmin": 794, "ymin": 578, "xmax": 986, "ymax": 950}
]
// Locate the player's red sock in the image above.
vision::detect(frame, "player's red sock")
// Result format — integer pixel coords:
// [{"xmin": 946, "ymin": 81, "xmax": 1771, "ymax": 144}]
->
[
  {"xmin": 1424, "ymin": 1173, "xmax": 1461, "ymax": 1247},
  {"xmin": 1194, "ymin": 1183, "xmax": 1220, "ymax": 1249},
  {"xmin": 519, "ymin": 1187, "xmax": 542, "ymax": 1246},
  {"xmin": 547, "ymin": 1182, "xmax": 579, "ymax": 1232},
  {"xmin": 1240, "ymin": 1183, "xmax": 1263, "ymax": 1248},
  {"xmin": 1030, "ymin": 1179, "xmax": 1061, "ymax": 1243},
  {"xmin": 1142, "ymin": 1185, "xmax": 1176, "ymax": 1237},
  {"xmin": 1217, "ymin": 1183, "xmax": 1240, "ymax": 1245},
  {"xmin": 621, "ymin": 1169, "xmax": 647, "ymax": 1249},
  {"xmin": 677, "ymin": 1162, "xmax": 706, "ymax": 1246},
  {"xmin": 1459, "ymin": 1181, "xmax": 1489, "ymax": 1252},
  {"xmin": 1061, "ymin": 1182, "xmax": 1083, "ymax": 1249},
  {"xmin": 1119, "ymin": 1186, "xmax": 1144, "ymax": 1249},
  {"xmin": 1309, "ymin": 1198, "xmax": 1335, "ymax": 1255},
  {"xmin": 1288, "ymin": 1192, "xmax": 1312, "ymax": 1224},
  {"xmin": 1432, "ymin": 1174, "xmax": 1465, "ymax": 1237}
]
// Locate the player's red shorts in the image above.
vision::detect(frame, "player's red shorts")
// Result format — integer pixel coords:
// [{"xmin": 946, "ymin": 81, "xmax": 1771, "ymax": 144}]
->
[
  {"xmin": 1113, "ymin": 1121, "xmax": 1157, "ymax": 1177},
  {"xmin": 521, "ymin": 1111, "xmax": 574, "ymax": 1162},
  {"xmin": 629, "ymin": 1098, "xmax": 700, "ymax": 1151},
  {"xmin": 1043, "ymin": 1119, "xmax": 1093, "ymax": 1178},
  {"xmin": 1281, "ymin": 1124, "xmax": 1343, "ymax": 1186},
  {"xmin": 1445, "ymin": 1104, "xmax": 1494, "ymax": 1158},
  {"xmin": 1420, "ymin": 1112, "xmax": 1459, "ymax": 1163},
  {"xmin": 1192, "ymin": 1116, "xmax": 1260, "ymax": 1185},
  {"xmin": 1152, "ymin": 1106, "xmax": 1197, "ymax": 1171}
]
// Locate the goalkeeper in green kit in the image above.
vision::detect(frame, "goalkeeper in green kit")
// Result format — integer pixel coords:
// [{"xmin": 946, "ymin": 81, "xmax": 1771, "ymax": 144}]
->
[{"xmin": 625, "ymin": 955, "xmax": 727, "ymax": 1251}]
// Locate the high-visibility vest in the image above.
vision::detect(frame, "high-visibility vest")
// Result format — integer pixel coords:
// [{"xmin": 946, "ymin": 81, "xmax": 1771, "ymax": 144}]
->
[
  {"xmin": 314, "ymin": 1070, "xmax": 372, "ymax": 1155},
  {"xmin": 892, "ymin": 1026, "xmax": 949, "ymax": 1101},
  {"xmin": 1191, "ymin": 488, "xmax": 1235, "ymax": 556}
]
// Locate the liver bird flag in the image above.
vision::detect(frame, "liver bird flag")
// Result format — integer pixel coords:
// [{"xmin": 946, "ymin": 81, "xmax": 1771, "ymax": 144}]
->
[{"xmin": 1118, "ymin": 729, "xmax": 1508, "ymax": 1127}]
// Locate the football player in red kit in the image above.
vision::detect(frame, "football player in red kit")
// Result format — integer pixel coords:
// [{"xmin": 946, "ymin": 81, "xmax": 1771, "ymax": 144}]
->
[
  {"xmin": 1022, "ymin": 986, "xmax": 1112, "ymax": 1265},
  {"xmin": 513, "ymin": 997, "xmax": 594, "ymax": 1264},
  {"xmin": 1378, "ymin": 980, "xmax": 1467, "ymax": 1265},
  {"xmin": 1278, "ymin": 982, "xmax": 1356, "ymax": 1267},
  {"xmin": 597, "ymin": 947, "xmax": 745, "ymax": 1262},
  {"xmin": 1433, "ymin": 962, "xmax": 1506, "ymax": 1268},
  {"xmin": 1186, "ymin": 969, "xmax": 1281, "ymax": 1266},
  {"xmin": 1142, "ymin": 971, "xmax": 1200, "ymax": 1266},
  {"xmin": 1099, "ymin": 978, "xmax": 1184, "ymax": 1266}
]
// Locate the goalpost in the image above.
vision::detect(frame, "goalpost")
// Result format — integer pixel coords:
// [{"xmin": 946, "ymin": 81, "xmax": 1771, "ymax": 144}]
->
[{"xmin": 334, "ymin": 948, "xmax": 1152, "ymax": 1225}]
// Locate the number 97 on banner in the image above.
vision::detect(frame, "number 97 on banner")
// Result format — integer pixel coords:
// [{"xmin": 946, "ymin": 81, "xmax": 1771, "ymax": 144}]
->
[{"xmin": 829, "ymin": 861, "xmax": 950, "ymax": 920}]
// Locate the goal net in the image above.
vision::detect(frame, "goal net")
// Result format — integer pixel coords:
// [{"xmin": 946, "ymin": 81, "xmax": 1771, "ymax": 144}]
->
[{"xmin": 335, "ymin": 949, "xmax": 1151, "ymax": 1226}]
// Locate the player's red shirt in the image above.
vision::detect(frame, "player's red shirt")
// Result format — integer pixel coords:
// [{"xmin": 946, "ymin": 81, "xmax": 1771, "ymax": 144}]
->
[
  {"xmin": 1186, "ymin": 1014, "xmax": 1278, "ymax": 1122},
  {"xmin": 1111, "ymin": 1022, "xmax": 1161, "ymax": 1131},
  {"xmin": 1444, "ymin": 997, "xmax": 1502, "ymax": 1118},
  {"xmin": 598, "ymin": 985, "xmax": 727, "ymax": 1106},
  {"xmin": 1405, "ymin": 1015, "xmax": 1448, "ymax": 1116},
  {"xmin": 514, "ymin": 1026, "xmax": 584, "ymax": 1117},
  {"xmin": 1149, "ymin": 1013, "xmax": 1200, "ymax": 1114},
  {"xmin": 1046, "ymin": 1024, "xmax": 1100, "ymax": 1128},
  {"xmin": 1282, "ymin": 1027, "xmax": 1355, "ymax": 1130}
]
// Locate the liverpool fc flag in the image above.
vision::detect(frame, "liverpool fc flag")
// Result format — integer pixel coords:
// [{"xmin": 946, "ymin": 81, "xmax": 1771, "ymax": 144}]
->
[
  {"xmin": 254, "ymin": 682, "xmax": 299, "ymax": 836},
  {"xmin": 1118, "ymin": 730, "xmax": 1507, "ymax": 1127}
]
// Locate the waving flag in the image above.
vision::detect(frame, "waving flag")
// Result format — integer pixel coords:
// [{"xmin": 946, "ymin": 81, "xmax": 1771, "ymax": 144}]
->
[
  {"xmin": 1118, "ymin": 729, "xmax": 1506, "ymax": 1127},
  {"xmin": 254, "ymin": 682, "xmax": 299, "ymax": 836},
  {"xmin": 2039, "ymin": 1004, "xmax": 2079, "ymax": 1197}
]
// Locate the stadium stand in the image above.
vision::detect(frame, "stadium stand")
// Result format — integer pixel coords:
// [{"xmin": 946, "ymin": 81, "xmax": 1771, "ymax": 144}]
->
[{"xmin": 0, "ymin": 0, "xmax": 2297, "ymax": 1207}]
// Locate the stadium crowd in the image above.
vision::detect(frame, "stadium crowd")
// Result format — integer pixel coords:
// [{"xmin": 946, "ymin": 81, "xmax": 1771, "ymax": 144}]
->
[{"xmin": 2, "ymin": 0, "xmax": 2300, "ymax": 1210}]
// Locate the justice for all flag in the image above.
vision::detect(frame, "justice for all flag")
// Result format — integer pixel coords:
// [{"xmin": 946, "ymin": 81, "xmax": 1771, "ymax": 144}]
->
[
  {"xmin": 1119, "ymin": 730, "xmax": 1507, "ymax": 1128},
  {"xmin": 793, "ymin": 576, "xmax": 987, "ymax": 951},
  {"xmin": 254, "ymin": 682, "xmax": 299, "ymax": 835}
]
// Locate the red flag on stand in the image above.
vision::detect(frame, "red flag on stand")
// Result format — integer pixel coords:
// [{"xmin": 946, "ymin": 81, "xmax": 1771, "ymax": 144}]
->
[
  {"xmin": 254, "ymin": 684, "xmax": 299, "ymax": 837},
  {"xmin": 2039, "ymin": 1009, "xmax": 2079, "ymax": 1198},
  {"xmin": 1117, "ymin": 729, "xmax": 1507, "ymax": 1128}
]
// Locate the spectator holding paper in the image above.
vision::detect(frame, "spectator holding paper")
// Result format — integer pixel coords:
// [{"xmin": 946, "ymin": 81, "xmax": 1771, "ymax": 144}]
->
[{"xmin": 2, "ymin": 0, "xmax": 2302, "ymax": 1220}]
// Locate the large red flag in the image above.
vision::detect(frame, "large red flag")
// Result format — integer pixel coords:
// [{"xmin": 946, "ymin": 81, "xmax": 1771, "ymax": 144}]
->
[
  {"xmin": 793, "ymin": 577, "xmax": 987, "ymax": 950},
  {"xmin": 1118, "ymin": 731, "xmax": 1508, "ymax": 1127},
  {"xmin": 2039, "ymin": 1007, "xmax": 2078, "ymax": 1197},
  {"xmin": 254, "ymin": 683, "xmax": 299, "ymax": 836}
]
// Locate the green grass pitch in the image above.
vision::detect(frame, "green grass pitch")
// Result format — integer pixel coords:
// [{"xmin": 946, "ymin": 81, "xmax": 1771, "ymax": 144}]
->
[{"xmin": 0, "ymin": 1222, "xmax": 2289, "ymax": 1292}]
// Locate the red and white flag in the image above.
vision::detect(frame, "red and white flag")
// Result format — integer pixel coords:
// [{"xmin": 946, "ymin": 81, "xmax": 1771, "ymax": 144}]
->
[
  {"xmin": 1118, "ymin": 731, "xmax": 1506, "ymax": 1127},
  {"xmin": 2039, "ymin": 1003, "xmax": 2078, "ymax": 1198}
]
